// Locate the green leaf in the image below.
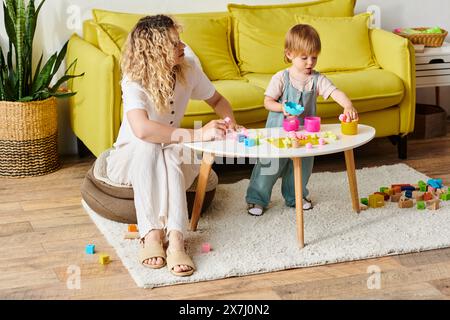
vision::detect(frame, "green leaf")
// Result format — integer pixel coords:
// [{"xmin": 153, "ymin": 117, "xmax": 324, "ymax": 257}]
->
[
  {"xmin": 5, "ymin": 0, "xmax": 16, "ymax": 22},
  {"xmin": 31, "ymin": 52, "xmax": 56, "ymax": 94},
  {"xmin": 50, "ymin": 72, "xmax": 84, "ymax": 93},
  {"xmin": 32, "ymin": 52, "xmax": 43, "ymax": 84},
  {"xmin": 51, "ymin": 40, "xmax": 68, "ymax": 78},
  {"xmin": 3, "ymin": 3, "xmax": 17, "ymax": 51},
  {"xmin": 15, "ymin": 0, "xmax": 26, "ymax": 98},
  {"xmin": 49, "ymin": 91, "xmax": 77, "ymax": 99}
]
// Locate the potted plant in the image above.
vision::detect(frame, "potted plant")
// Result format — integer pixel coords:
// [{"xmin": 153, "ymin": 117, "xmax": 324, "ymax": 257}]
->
[{"xmin": 0, "ymin": 0, "xmax": 83, "ymax": 177}]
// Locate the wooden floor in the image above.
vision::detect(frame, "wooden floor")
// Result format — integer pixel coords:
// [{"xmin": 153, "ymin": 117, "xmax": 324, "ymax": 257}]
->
[{"xmin": 1, "ymin": 123, "xmax": 450, "ymax": 300}]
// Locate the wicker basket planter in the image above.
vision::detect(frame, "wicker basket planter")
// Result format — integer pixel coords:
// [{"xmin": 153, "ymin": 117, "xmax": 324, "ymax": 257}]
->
[{"xmin": 0, "ymin": 97, "xmax": 60, "ymax": 177}]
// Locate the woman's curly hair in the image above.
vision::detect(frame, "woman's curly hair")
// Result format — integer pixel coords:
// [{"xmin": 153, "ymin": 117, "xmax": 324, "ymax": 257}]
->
[{"xmin": 121, "ymin": 15, "xmax": 188, "ymax": 114}]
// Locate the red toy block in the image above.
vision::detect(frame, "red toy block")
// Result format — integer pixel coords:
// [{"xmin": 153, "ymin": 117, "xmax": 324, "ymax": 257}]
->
[{"xmin": 423, "ymin": 192, "xmax": 434, "ymax": 201}]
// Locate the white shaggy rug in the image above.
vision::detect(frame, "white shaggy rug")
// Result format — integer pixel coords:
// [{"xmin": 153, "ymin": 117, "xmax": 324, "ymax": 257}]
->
[{"xmin": 83, "ymin": 163, "xmax": 450, "ymax": 288}]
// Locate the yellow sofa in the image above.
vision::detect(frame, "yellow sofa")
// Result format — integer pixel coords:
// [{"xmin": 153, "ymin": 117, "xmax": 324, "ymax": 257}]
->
[{"xmin": 67, "ymin": 0, "xmax": 415, "ymax": 158}]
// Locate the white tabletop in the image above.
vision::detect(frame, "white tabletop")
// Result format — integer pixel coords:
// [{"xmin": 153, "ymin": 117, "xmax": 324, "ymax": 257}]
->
[{"xmin": 184, "ymin": 124, "xmax": 376, "ymax": 159}]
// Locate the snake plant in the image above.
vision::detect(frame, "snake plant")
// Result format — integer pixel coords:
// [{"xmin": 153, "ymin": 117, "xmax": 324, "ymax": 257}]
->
[{"xmin": 0, "ymin": 0, "xmax": 83, "ymax": 101}]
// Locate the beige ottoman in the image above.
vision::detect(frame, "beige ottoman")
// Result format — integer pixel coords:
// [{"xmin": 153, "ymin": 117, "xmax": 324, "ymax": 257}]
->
[{"xmin": 81, "ymin": 149, "xmax": 218, "ymax": 224}]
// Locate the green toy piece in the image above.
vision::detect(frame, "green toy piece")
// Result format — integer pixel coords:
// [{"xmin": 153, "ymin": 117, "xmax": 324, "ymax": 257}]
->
[
  {"xmin": 417, "ymin": 201, "xmax": 426, "ymax": 210},
  {"xmin": 380, "ymin": 187, "xmax": 389, "ymax": 193},
  {"xmin": 361, "ymin": 198, "xmax": 368, "ymax": 206}
]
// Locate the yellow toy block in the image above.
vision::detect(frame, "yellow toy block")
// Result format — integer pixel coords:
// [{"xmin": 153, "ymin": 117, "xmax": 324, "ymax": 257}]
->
[
  {"xmin": 99, "ymin": 254, "xmax": 110, "ymax": 265},
  {"xmin": 368, "ymin": 194, "xmax": 384, "ymax": 208}
]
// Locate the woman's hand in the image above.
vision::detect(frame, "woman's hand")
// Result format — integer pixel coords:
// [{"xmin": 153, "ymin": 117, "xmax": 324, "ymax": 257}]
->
[
  {"xmin": 343, "ymin": 106, "xmax": 358, "ymax": 121},
  {"xmin": 197, "ymin": 119, "xmax": 227, "ymax": 141}
]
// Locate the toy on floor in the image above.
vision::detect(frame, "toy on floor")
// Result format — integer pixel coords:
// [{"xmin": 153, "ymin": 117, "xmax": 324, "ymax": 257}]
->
[
  {"xmin": 201, "ymin": 242, "xmax": 211, "ymax": 253},
  {"xmin": 85, "ymin": 244, "xmax": 95, "ymax": 254},
  {"xmin": 99, "ymin": 253, "xmax": 110, "ymax": 265},
  {"xmin": 360, "ymin": 179, "xmax": 448, "ymax": 212}
]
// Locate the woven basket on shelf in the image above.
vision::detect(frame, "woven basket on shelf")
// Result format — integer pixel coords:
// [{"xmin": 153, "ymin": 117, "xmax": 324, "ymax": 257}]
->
[
  {"xmin": 394, "ymin": 27, "xmax": 448, "ymax": 47},
  {"xmin": 0, "ymin": 97, "xmax": 60, "ymax": 177}
]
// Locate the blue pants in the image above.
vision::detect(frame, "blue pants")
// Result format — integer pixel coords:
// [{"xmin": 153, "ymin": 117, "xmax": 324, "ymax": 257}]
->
[{"xmin": 246, "ymin": 156, "xmax": 314, "ymax": 208}]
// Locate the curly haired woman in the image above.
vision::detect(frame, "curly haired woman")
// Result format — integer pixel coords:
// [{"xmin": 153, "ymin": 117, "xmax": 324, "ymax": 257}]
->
[{"xmin": 106, "ymin": 15, "xmax": 238, "ymax": 276}]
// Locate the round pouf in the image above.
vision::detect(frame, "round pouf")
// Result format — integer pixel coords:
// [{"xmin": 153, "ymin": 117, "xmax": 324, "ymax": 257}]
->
[{"xmin": 81, "ymin": 148, "xmax": 218, "ymax": 224}]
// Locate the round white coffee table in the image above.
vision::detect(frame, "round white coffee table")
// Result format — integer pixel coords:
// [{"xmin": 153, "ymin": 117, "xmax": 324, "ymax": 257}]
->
[{"xmin": 184, "ymin": 124, "xmax": 376, "ymax": 248}]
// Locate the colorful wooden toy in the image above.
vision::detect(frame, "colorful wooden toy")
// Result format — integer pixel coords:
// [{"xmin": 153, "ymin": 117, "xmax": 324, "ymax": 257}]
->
[
  {"xmin": 423, "ymin": 192, "xmax": 434, "ymax": 201},
  {"xmin": 417, "ymin": 201, "xmax": 426, "ymax": 210},
  {"xmin": 128, "ymin": 224, "xmax": 138, "ymax": 232},
  {"xmin": 427, "ymin": 178, "xmax": 443, "ymax": 189},
  {"xmin": 369, "ymin": 194, "xmax": 384, "ymax": 208},
  {"xmin": 244, "ymin": 138, "xmax": 256, "ymax": 147},
  {"xmin": 360, "ymin": 198, "xmax": 368, "ymax": 205},
  {"xmin": 412, "ymin": 191, "xmax": 424, "ymax": 201},
  {"xmin": 418, "ymin": 180, "xmax": 427, "ymax": 192},
  {"xmin": 99, "ymin": 254, "xmax": 110, "ymax": 265},
  {"xmin": 426, "ymin": 199, "xmax": 440, "ymax": 210},
  {"xmin": 201, "ymin": 243, "xmax": 211, "ymax": 253},
  {"xmin": 374, "ymin": 191, "xmax": 389, "ymax": 201},
  {"xmin": 440, "ymin": 193, "xmax": 450, "ymax": 201},
  {"xmin": 390, "ymin": 194, "xmax": 401, "ymax": 202},
  {"xmin": 398, "ymin": 198, "xmax": 414, "ymax": 208},
  {"xmin": 85, "ymin": 244, "xmax": 95, "ymax": 254}
]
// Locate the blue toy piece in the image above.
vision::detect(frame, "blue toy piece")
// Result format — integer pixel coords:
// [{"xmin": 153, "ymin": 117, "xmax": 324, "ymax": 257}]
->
[
  {"xmin": 427, "ymin": 178, "xmax": 443, "ymax": 189},
  {"xmin": 244, "ymin": 138, "xmax": 256, "ymax": 147},
  {"xmin": 85, "ymin": 244, "xmax": 95, "ymax": 254},
  {"xmin": 238, "ymin": 134, "xmax": 246, "ymax": 143},
  {"xmin": 401, "ymin": 185, "xmax": 415, "ymax": 192},
  {"xmin": 404, "ymin": 190, "xmax": 413, "ymax": 198},
  {"xmin": 284, "ymin": 101, "xmax": 305, "ymax": 116}
]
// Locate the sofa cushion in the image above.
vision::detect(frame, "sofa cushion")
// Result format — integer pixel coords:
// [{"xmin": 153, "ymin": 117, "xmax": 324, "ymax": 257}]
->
[
  {"xmin": 227, "ymin": 0, "xmax": 356, "ymax": 74},
  {"xmin": 176, "ymin": 16, "xmax": 242, "ymax": 80},
  {"xmin": 244, "ymin": 68, "xmax": 404, "ymax": 118},
  {"xmin": 295, "ymin": 13, "xmax": 375, "ymax": 72},
  {"xmin": 92, "ymin": 10, "xmax": 239, "ymax": 80},
  {"xmin": 180, "ymin": 80, "xmax": 268, "ymax": 128}
]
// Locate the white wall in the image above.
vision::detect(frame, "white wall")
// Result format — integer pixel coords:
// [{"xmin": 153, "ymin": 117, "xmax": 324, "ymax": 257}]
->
[{"xmin": 1, "ymin": 0, "xmax": 449, "ymax": 155}]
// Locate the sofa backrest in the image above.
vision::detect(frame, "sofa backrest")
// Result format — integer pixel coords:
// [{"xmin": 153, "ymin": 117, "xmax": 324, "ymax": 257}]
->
[{"xmin": 86, "ymin": 0, "xmax": 379, "ymax": 80}]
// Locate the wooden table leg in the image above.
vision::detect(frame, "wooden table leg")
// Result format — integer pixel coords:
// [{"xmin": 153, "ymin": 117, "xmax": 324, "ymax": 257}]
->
[
  {"xmin": 190, "ymin": 152, "xmax": 215, "ymax": 231},
  {"xmin": 344, "ymin": 149, "xmax": 360, "ymax": 213},
  {"xmin": 292, "ymin": 157, "xmax": 304, "ymax": 248}
]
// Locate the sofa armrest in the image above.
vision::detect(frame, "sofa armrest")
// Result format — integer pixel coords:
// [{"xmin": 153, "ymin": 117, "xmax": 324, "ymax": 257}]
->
[
  {"xmin": 67, "ymin": 34, "xmax": 120, "ymax": 157},
  {"xmin": 370, "ymin": 29, "xmax": 416, "ymax": 134}
]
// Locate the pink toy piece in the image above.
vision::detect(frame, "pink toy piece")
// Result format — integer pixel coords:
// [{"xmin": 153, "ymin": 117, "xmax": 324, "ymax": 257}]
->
[
  {"xmin": 318, "ymin": 138, "xmax": 325, "ymax": 145},
  {"xmin": 304, "ymin": 116, "xmax": 321, "ymax": 132},
  {"xmin": 305, "ymin": 142, "xmax": 313, "ymax": 149},
  {"xmin": 288, "ymin": 131, "xmax": 297, "ymax": 138},
  {"xmin": 201, "ymin": 243, "xmax": 211, "ymax": 253},
  {"xmin": 283, "ymin": 116, "xmax": 300, "ymax": 132},
  {"xmin": 339, "ymin": 114, "xmax": 346, "ymax": 122}
]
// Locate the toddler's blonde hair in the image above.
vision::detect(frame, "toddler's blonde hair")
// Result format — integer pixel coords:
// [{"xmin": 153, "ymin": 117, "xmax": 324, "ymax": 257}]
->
[
  {"xmin": 121, "ymin": 15, "xmax": 188, "ymax": 114},
  {"xmin": 284, "ymin": 24, "xmax": 321, "ymax": 63}
]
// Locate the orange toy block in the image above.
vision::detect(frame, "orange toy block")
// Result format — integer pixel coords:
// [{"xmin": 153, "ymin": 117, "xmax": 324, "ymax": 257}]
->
[
  {"xmin": 398, "ymin": 198, "xmax": 413, "ymax": 208},
  {"xmin": 392, "ymin": 186, "xmax": 402, "ymax": 194},
  {"xmin": 128, "ymin": 224, "xmax": 138, "ymax": 232},
  {"xmin": 369, "ymin": 194, "xmax": 384, "ymax": 208}
]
